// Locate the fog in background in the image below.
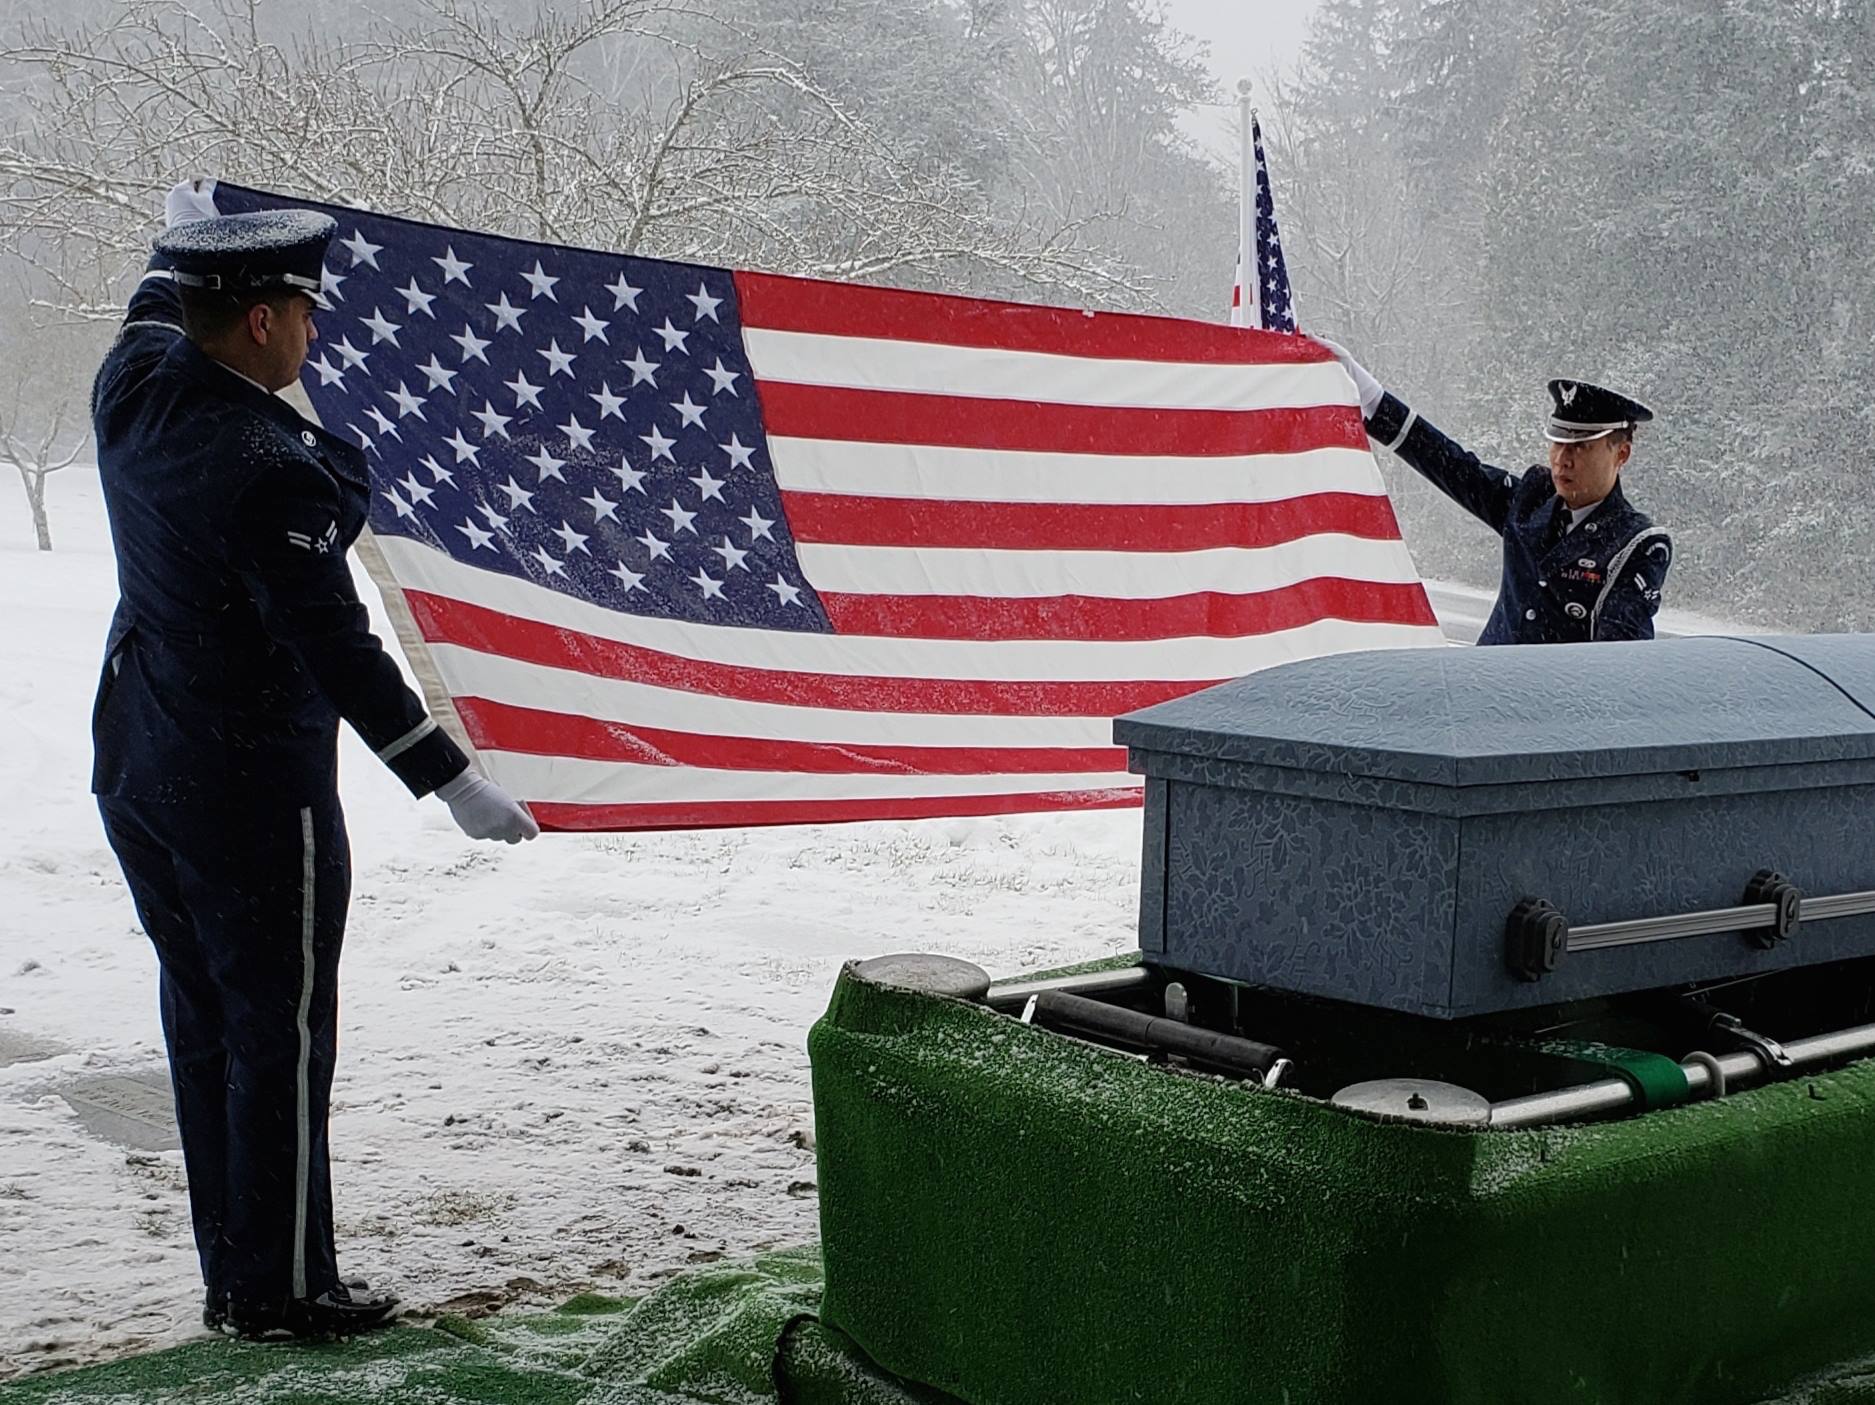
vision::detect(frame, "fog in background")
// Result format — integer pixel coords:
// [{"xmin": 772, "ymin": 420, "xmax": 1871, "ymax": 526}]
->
[{"xmin": 0, "ymin": 0, "xmax": 1864, "ymax": 629}]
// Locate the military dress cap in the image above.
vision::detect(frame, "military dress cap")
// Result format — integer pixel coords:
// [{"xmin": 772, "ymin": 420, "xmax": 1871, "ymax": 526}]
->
[
  {"xmin": 152, "ymin": 209, "xmax": 337, "ymax": 301},
  {"xmin": 1544, "ymin": 379, "xmax": 1655, "ymax": 443}
]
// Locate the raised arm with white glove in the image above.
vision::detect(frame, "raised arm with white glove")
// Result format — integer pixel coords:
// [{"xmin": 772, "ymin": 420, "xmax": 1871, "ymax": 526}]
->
[
  {"xmin": 164, "ymin": 178, "xmax": 220, "ymax": 228},
  {"xmin": 1314, "ymin": 338, "xmax": 1384, "ymax": 419},
  {"xmin": 436, "ymin": 769, "xmax": 541, "ymax": 843}
]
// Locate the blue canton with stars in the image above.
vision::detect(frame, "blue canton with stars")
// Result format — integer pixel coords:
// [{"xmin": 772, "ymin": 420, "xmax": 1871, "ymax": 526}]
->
[
  {"xmin": 214, "ymin": 185, "xmax": 831, "ymax": 633},
  {"xmin": 1250, "ymin": 116, "xmax": 1296, "ymax": 334}
]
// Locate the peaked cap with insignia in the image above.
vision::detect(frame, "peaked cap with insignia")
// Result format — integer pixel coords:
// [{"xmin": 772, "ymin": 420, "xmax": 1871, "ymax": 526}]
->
[
  {"xmin": 1545, "ymin": 378, "xmax": 1654, "ymax": 443},
  {"xmin": 153, "ymin": 209, "xmax": 337, "ymax": 303}
]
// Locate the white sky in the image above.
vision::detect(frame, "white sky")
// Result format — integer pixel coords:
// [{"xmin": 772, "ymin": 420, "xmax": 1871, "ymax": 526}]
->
[
  {"xmin": 1160, "ymin": 0, "xmax": 1322, "ymax": 163},
  {"xmin": 1162, "ymin": 0, "xmax": 1320, "ymax": 90}
]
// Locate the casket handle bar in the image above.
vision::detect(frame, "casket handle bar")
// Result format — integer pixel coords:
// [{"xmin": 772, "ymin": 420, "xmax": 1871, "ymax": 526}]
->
[{"xmin": 1508, "ymin": 869, "xmax": 1875, "ymax": 981}]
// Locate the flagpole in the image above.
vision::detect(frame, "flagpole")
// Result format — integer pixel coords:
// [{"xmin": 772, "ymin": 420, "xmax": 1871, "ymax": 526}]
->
[{"xmin": 1237, "ymin": 77, "xmax": 1256, "ymax": 329}]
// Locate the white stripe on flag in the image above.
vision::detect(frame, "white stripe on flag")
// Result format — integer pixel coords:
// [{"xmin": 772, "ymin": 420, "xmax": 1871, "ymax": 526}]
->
[
  {"xmin": 793, "ymin": 535, "xmax": 1423, "ymax": 600},
  {"xmin": 375, "ymin": 536, "xmax": 1445, "ymax": 681},
  {"xmin": 742, "ymin": 328, "xmax": 1354, "ymax": 411},
  {"xmin": 765, "ymin": 441, "xmax": 1386, "ymax": 506},
  {"xmin": 427, "ymin": 643, "xmax": 1116, "ymax": 746},
  {"xmin": 479, "ymin": 753, "xmax": 1142, "ymax": 804}
]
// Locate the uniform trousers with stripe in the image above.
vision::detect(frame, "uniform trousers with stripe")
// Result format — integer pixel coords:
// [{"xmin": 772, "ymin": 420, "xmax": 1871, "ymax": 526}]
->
[{"xmin": 98, "ymin": 791, "xmax": 351, "ymax": 1311}]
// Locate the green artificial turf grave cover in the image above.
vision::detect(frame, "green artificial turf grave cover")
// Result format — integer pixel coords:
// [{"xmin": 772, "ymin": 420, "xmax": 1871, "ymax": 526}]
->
[
  {"xmin": 808, "ymin": 962, "xmax": 1875, "ymax": 1405},
  {"xmin": 0, "ymin": 1249, "xmax": 953, "ymax": 1405}
]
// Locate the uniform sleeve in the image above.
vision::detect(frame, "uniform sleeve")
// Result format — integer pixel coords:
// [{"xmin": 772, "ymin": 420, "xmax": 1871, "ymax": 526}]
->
[
  {"xmin": 92, "ymin": 255, "xmax": 190, "ymax": 422},
  {"xmin": 1365, "ymin": 392, "xmax": 1519, "ymax": 535},
  {"xmin": 1592, "ymin": 530, "xmax": 1672, "ymax": 642},
  {"xmin": 230, "ymin": 454, "xmax": 469, "ymax": 796}
]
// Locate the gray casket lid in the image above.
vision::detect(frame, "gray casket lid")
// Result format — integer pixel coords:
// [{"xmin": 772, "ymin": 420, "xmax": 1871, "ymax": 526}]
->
[{"xmin": 1113, "ymin": 636, "xmax": 1875, "ymax": 788}]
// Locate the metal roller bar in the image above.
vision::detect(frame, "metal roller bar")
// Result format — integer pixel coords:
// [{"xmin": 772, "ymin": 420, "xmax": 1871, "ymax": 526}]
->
[
  {"xmin": 1567, "ymin": 887, "xmax": 1875, "ymax": 953},
  {"xmin": 985, "ymin": 966, "xmax": 1152, "ymax": 1009},
  {"xmin": 1487, "ymin": 1017, "xmax": 1875, "ymax": 1128},
  {"xmin": 1030, "ymin": 989, "xmax": 1287, "ymax": 1078}
]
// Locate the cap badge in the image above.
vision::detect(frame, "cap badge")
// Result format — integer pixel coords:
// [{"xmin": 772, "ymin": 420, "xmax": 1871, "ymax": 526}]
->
[{"xmin": 1558, "ymin": 383, "xmax": 1578, "ymax": 406}]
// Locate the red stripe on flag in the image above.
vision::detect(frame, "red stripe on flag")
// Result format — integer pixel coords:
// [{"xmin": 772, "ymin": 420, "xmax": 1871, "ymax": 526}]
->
[
  {"xmin": 734, "ymin": 269, "xmax": 1331, "ymax": 365},
  {"xmin": 529, "ymin": 789, "xmax": 1144, "ymax": 832},
  {"xmin": 403, "ymin": 592, "xmax": 1222, "ymax": 716},
  {"xmin": 455, "ymin": 697, "xmax": 1126, "ymax": 775},
  {"xmin": 756, "ymin": 382, "xmax": 1366, "ymax": 456},
  {"xmin": 817, "ymin": 579, "xmax": 1437, "ymax": 642},
  {"xmin": 780, "ymin": 490, "xmax": 1406, "ymax": 551}
]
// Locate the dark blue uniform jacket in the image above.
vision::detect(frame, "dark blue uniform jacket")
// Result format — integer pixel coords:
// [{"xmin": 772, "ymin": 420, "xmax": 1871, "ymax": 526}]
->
[
  {"xmin": 1367, "ymin": 392, "xmax": 1671, "ymax": 645},
  {"xmin": 91, "ymin": 261, "xmax": 468, "ymax": 805}
]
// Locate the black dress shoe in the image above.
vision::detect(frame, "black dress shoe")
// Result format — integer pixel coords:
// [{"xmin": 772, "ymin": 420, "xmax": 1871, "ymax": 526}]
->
[
  {"xmin": 221, "ymin": 1280, "xmax": 400, "ymax": 1342},
  {"xmin": 202, "ymin": 1289, "xmax": 226, "ymax": 1332}
]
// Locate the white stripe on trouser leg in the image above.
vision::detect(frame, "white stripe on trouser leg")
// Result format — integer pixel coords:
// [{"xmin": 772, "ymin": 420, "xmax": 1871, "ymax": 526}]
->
[{"xmin": 293, "ymin": 807, "xmax": 316, "ymax": 1301}]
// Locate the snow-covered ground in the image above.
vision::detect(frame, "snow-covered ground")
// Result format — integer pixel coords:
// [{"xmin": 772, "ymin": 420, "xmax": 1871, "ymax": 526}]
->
[{"xmin": 0, "ymin": 469, "xmax": 1142, "ymax": 1377}]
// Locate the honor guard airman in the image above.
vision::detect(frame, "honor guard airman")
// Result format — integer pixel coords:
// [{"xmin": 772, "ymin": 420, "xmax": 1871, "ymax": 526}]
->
[
  {"xmin": 90, "ymin": 183, "xmax": 540, "ymax": 1341},
  {"xmin": 1321, "ymin": 342, "xmax": 1671, "ymax": 645}
]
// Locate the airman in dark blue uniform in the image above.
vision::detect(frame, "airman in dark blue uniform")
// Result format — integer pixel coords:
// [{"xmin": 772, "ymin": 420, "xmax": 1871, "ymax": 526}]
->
[
  {"xmin": 91, "ymin": 187, "xmax": 538, "ymax": 1340},
  {"xmin": 1323, "ymin": 343, "xmax": 1671, "ymax": 644}
]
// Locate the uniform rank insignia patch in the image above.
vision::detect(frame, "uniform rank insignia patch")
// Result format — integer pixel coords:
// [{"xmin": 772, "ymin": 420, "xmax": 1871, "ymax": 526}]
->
[{"xmin": 286, "ymin": 521, "xmax": 338, "ymax": 554}]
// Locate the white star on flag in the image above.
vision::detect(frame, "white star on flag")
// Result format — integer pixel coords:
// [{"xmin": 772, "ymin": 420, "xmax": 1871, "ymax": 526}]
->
[
  {"xmin": 504, "ymin": 370, "xmax": 543, "ymax": 409},
  {"xmin": 538, "ymin": 340, "xmax": 576, "ymax": 377},
  {"xmin": 388, "ymin": 383, "xmax": 427, "ymax": 419},
  {"xmin": 341, "ymin": 230, "xmax": 382, "ymax": 269},
  {"xmin": 641, "ymin": 425, "xmax": 676, "ymax": 462},
  {"xmin": 498, "ymin": 477, "xmax": 536, "ymax": 511},
  {"xmin": 608, "ymin": 561, "xmax": 644, "ymax": 591},
  {"xmin": 456, "ymin": 518, "xmax": 496, "ymax": 551},
  {"xmin": 740, "ymin": 506, "xmax": 773, "ymax": 540},
  {"xmin": 333, "ymin": 336, "xmax": 370, "ymax": 370},
  {"xmin": 485, "ymin": 293, "xmax": 526, "ymax": 333},
  {"xmin": 476, "ymin": 500, "xmax": 509, "ymax": 531},
  {"xmin": 559, "ymin": 414, "xmax": 596, "ymax": 454},
  {"xmin": 612, "ymin": 459, "xmax": 646, "ymax": 494},
  {"xmin": 397, "ymin": 279, "xmax": 436, "ymax": 316},
  {"xmin": 689, "ymin": 567, "xmax": 725, "ymax": 600},
  {"xmin": 552, "ymin": 521, "xmax": 591, "ymax": 555},
  {"xmin": 671, "ymin": 393, "xmax": 707, "ymax": 429},
  {"xmin": 472, "ymin": 401, "xmax": 512, "ymax": 439},
  {"xmin": 417, "ymin": 355, "xmax": 457, "ymax": 392},
  {"xmin": 687, "ymin": 282, "xmax": 723, "ymax": 322},
  {"xmin": 401, "ymin": 473, "xmax": 436, "ymax": 507},
  {"xmin": 420, "ymin": 454, "xmax": 454, "ymax": 487},
  {"xmin": 309, "ymin": 355, "xmax": 344, "ymax": 386},
  {"xmin": 531, "ymin": 546, "xmax": 567, "ymax": 577},
  {"xmin": 526, "ymin": 447, "xmax": 567, "ymax": 482},
  {"xmin": 432, "ymin": 246, "xmax": 473, "ymax": 284},
  {"xmin": 766, "ymin": 574, "xmax": 802, "ymax": 606},
  {"xmin": 622, "ymin": 348, "xmax": 660, "ymax": 386},
  {"xmin": 719, "ymin": 434, "xmax": 755, "ymax": 470},
  {"xmin": 589, "ymin": 383, "xmax": 626, "ymax": 420},
  {"xmin": 606, "ymin": 273, "xmax": 642, "ymax": 311},
  {"xmin": 452, "ymin": 325, "xmax": 491, "ymax": 365},
  {"xmin": 703, "ymin": 359, "xmax": 740, "ymax": 395},
  {"xmin": 443, "ymin": 429, "xmax": 481, "ymax": 464},
  {"xmin": 654, "ymin": 318, "xmax": 689, "ymax": 353},
  {"xmin": 572, "ymin": 307, "xmax": 610, "ymax": 343},
  {"xmin": 636, "ymin": 527, "xmax": 671, "ymax": 561},
  {"xmin": 690, "ymin": 466, "xmax": 725, "ymax": 501},
  {"xmin": 584, "ymin": 488, "xmax": 620, "ymax": 522},
  {"xmin": 521, "ymin": 261, "xmax": 560, "ymax": 300},
  {"xmin": 360, "ymin": 308, "xmax": 402, "ymax": 346},
  {"xmin": 710, "ymin": 536, "xmax": 748, "ymax": 572},
  {"xmin": 661, "ymin": 499, "xmax": 697, "ymax": 535}
]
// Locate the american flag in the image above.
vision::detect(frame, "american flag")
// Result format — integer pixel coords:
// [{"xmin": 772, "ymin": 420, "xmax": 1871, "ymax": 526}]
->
[
  {"xmin": 1230, "ymin": 114, "xmax": 1297, "ymax": 332},
  {"xmin": 215, "ymin": 183, "xmax": 1438, "ymax": 832}
]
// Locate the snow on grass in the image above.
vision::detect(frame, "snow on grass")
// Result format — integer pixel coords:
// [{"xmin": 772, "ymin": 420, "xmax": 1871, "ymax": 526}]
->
[{"xmin": 0, "ymin": 469, "xmax": 1139, "ymax": 1376}]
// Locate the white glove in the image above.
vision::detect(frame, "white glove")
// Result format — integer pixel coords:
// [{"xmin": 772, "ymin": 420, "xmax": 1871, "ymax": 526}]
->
[
  {"xmin": 1315, "ymin": 337, "xmax": 1384, "ymax": 419},
  {"xmin": 435, "ymin": 769, "xmax": 541, "ymax": 843},
  {"xmin": 164, "ymin": 178, "xmax": 220, "ymax": 228}
]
